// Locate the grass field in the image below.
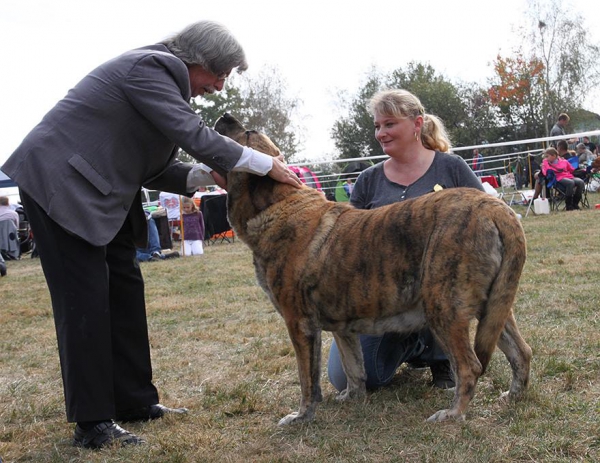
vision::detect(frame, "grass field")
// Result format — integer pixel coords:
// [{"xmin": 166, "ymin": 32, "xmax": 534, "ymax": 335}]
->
[{"xmin": 2, "ymin": 202, "xmax": 600, "ymax": 462}]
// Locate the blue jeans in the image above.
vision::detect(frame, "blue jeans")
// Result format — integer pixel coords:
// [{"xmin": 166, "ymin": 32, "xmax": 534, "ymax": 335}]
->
[
  {"xmin": 135, "ymin": 217, "xmax": 161, "ymax": 262},
  {"xmin": 327, "ymin": 328, "xmax": 448, "ymax": 391}
]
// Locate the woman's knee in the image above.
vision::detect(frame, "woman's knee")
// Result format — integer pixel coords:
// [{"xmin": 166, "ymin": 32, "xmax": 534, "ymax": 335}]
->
[{"xmin": 327, "ymin": 340, "xmax": 347, "ymax": 392}]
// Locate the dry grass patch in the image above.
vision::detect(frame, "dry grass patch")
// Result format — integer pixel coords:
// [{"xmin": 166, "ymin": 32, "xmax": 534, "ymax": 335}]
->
[{"xmin": 2, "ymin": 200, "xmax": 600, "ymax": 461}]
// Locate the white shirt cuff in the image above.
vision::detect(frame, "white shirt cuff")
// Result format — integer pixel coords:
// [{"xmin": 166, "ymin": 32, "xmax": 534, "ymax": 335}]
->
[
  {"xmin": 233, "ymin": 147, "xmax": 273, "ymax": 175},
  {"xmin": 186, "ymin": 163, "xmax": 216, "ymax": 191}
]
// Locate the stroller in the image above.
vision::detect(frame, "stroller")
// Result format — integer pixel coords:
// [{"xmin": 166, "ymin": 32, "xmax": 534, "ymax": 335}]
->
[{"xmin": 16, "ymin": 205, "xmax": 35, "ymax": 257}]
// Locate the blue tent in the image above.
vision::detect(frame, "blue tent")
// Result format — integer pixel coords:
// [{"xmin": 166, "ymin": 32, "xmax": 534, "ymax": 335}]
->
[{"xmin": 0, "ymin": 169, "xmax": 17, "ymax": 188}]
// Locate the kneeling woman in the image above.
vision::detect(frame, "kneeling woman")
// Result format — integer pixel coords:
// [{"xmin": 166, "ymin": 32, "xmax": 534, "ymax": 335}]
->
[{"xmin": 327, "ymin": 89, "xmax": 484, "ymax": 392}]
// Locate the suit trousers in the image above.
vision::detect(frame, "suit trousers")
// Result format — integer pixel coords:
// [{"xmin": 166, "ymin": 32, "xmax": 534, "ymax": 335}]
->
[{"xmin": 21, "ymin": 192, "xmax": 159, "ymax": 422}]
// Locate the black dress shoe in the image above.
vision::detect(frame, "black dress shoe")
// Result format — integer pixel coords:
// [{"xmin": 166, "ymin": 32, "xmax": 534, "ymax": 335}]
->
[
  {"xmin": 116, "ymin": 403, "xmax": 188, "ymax": 422},
  {"xmin": 73, "ymin": 421, "xmax": 144, "ymax": 449}
]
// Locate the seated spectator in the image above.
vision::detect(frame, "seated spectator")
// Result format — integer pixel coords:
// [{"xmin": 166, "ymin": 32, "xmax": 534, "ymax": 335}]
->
[
  {"xmin": 576, "ymin": 143, "xmax": 596, "ymax": 167},
  {"xmin": 542, "ymin": 147, "xmax": 585, "ymax": 211},
  {"xmin": 583, "ymin": 136, "xmax": 597, "ymax": 155},
  {"xmin": 0, "ymin": 196, "xmax": 19, "ymax": 228},
  {"xmin": 528, "ymin": 152, "xmax": 547, "ymax": 203},
  {"xmin": 136, "ymin": 212, "xmax": 179, "ymax": 262},
  {"xmin": 557, "ymin": 140, "xmax": 586, "ymax": 180}
]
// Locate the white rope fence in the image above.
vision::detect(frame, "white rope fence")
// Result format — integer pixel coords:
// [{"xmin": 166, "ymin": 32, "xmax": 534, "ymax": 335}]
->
[{"xmin": 290, "ymin": 130, "xmax": 600, "ymax": 194}]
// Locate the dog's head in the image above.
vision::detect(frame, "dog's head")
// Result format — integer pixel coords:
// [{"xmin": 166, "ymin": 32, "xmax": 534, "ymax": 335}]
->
[
  {"xmin": 215, "ymin": 113, "xmax": 308, "ymax": 239},
  {"xmin": 214, "ymin": 113, "xmax": 282, "ymax": 159}
]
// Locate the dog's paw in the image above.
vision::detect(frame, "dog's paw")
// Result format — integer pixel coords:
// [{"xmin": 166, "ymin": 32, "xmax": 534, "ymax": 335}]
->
[
  {"xmin": 335, "ymin": 389, "xmax": 351, "ymax": 402},
  {"xmin": 426, "ymin": 409, "xmax": 465, "ymax": 422},
  {"xmin": 499, "ymin": 389, "xmax": 525, "ymax": 403},
  {"xmin": 335, "ymin": 386, "xmax": 366, "ymax": 402},
  {"xmin": 277, "ymin": 411, "xmax": 313, "ymax": 426}
]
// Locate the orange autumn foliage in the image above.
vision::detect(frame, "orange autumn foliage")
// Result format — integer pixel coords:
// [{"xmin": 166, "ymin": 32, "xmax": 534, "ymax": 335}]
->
[{"xmin": 488, "ymin": 55, "xmax": 545, "ymax": 105}]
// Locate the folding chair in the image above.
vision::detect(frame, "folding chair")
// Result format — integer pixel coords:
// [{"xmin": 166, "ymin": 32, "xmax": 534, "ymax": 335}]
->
[
  {"xmin": 544, "ymin": 170, "xmax": 566, "ymax": 212},
  {"xmin": 200, "ymin": 194, "xmax": 235, "ymax": 245},
  {"xmin": 580, "ymin": 170, "xmax": 595, "ymax": 209},
  {"xmin": 577, "ymin": 183, "xmax": 590, "ymax": 209},
  {"xmin": 498, "ymin": 173, "xmax": 528, "ymax": 206},
  {"xmin": 585, "ymin": 167, "xmax": 600, "ymax": 199}
]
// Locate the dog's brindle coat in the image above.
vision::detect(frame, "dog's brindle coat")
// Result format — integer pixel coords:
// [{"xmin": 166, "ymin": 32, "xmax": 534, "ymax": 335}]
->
[{"xmin": 215, "ymin": 113, "xmax": 532, "ymax": 425}]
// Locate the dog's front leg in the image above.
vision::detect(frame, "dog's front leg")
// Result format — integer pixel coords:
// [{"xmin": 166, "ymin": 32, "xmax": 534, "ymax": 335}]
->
[
  {"xmin": 332, "ymin": 332, "xmax": 367, "ymax": 401},
  {"xmin": 278, "ymin": 319, "xmax": 323, "ymax": 426}
]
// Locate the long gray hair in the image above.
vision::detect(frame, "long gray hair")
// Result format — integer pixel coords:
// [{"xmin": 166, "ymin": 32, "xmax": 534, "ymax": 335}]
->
[{"xmin": 161, "ymin": 20, "xmax": 248, "ymax": 76}]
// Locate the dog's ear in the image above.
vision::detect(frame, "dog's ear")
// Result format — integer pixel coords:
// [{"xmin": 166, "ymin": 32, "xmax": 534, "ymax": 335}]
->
[
  {"xmin": 214, "ymin": 113, "xmax": 246, "ymax": 139},
  {"xmin": 244, "ymin": 130, "xmax": 281, "ymax": 158}
]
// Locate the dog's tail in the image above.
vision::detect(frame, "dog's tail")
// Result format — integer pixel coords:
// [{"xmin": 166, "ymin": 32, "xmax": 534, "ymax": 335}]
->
[{"xmin": 473, "ymin": 208, "xmax": 527, "ymax": 374}]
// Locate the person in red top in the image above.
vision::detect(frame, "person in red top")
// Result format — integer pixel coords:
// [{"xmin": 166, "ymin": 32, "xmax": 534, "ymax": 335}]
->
[{"xmin": 541, "ymin": 147, "xmax": 585, "ymax": 210}]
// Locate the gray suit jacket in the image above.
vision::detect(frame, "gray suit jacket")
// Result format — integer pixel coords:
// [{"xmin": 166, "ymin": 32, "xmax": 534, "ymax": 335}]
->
[{"xmin": 2, "ymin": 44, "xmax": 243, "ymax": 246}]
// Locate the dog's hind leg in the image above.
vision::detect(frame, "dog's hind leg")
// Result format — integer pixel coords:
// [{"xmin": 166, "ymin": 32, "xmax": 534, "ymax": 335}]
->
[
  {"xmin": 496, "ymin": 313, "xmax": 532, "ymax": 401},
  {"xmin": 331, "ymin": 332, "xmax": 367, "ymax": 401},
  {"xmin": 278, "ymin": 319, "xmax": 323, "ymax": 426}
]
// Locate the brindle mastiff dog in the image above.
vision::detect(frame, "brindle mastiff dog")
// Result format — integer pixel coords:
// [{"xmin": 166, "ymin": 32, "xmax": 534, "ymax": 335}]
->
[{"xmin": 215, "ymin": 113, "xmax": 532, "ymax": 425}]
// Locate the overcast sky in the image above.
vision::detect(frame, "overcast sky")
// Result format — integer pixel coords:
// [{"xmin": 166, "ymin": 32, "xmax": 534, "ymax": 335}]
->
[{"xmin": 1, "ymin": 0, "xmax": 597, "ymax": 166}]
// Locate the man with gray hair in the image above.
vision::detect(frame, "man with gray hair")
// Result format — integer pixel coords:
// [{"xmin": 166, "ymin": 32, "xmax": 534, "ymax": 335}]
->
[
  {"xmin": 577, "ymin": 143, "xmax": 596, "ymax": 166},
  {"xmin": 0, "ymin": 196, "xmax": 19, "ymax": 228},
  {"xmin": 2, "ymin": 20, "xmax": 302, "ymax": 449}
]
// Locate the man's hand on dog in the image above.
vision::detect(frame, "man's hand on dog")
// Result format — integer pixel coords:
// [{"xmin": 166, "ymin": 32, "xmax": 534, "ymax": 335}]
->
[
  {"xmin": 210, "ymin": 170, "xmax": 228, "ymax": 190},
  {"xmin": 269, "ymin": 155, "xmax": 303, "ymax": 188},
  {"xmin": 210, "ymin": 156, "xmax": 302, "ymax": 191}
]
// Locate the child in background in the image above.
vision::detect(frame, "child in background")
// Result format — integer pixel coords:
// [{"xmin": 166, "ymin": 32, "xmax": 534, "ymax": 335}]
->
[{"xmin": 181, "ymin": 196, "xmax": 205, "ymax": 255}]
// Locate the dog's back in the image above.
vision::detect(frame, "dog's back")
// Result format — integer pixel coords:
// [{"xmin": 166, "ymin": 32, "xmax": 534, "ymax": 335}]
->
[{"xmin": 246, "ymin": 187, "xmax": 524, "ymax": 332}]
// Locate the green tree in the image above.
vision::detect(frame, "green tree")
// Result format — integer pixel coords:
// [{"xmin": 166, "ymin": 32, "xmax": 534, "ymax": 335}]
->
[
  {"xmin": 179, "ymin": 67, "xmax": 302, "ymax": 163},
  {"xmin": 331, "ymin": 70, "xmax": 383, "ymax": 160},
  {"xmin": 192, "ymin": 83, "xmax": 245, "ymax": 129},
  {"xmin": 456, "ymin": 82, "xmax": 507, "ymax": 147},
  {"xmin": 331, "ymin": 63, "xmax": 469, "ymax": 159},
  {"xmin": 177, "ymin": 80, "xmax": 246, "ymax": 163},
  {"xmin": 524, "ymin": 0, "xmax": 600, "ymax": 133},
  {"xmin": 387, "ymin": 63, "xmax": 465, "ymax": 138},
  {"xmin": 487, "ymin": 54, "xmax": 546, "ymax": 139},
  {"xmin": 235, "ymin": 67, "xmax": 302, "ymax": 160}
]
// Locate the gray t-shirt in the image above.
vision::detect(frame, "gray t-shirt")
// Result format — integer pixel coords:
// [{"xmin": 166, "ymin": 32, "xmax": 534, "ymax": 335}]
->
[
  {"xmin": 351, "ymin": 151, "xmax": 485, "ymax": 209},
  {"xmin": 550, "ymin": 123, "xmax": 566, "ymax": 138}
]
